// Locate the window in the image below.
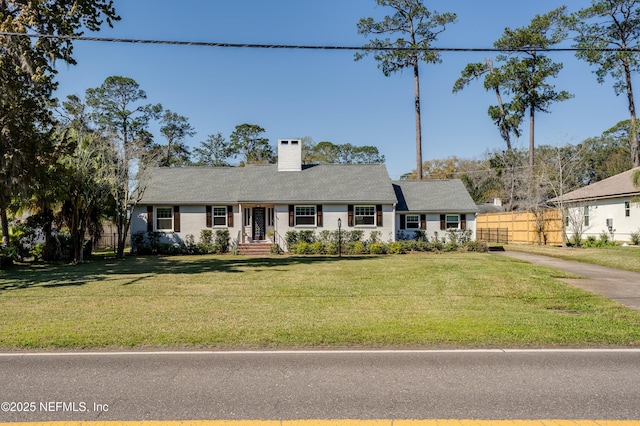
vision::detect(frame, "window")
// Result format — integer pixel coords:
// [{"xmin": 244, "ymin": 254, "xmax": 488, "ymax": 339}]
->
[
  {"xmin": 406, "ymin": 215, "xmax": 420, "ymax": 229},
  {"xmin": 295, "ymin": 206, "xmax": 316, "ymax": 226},
  {"xmin": 156, "ymin": 207, "xmax": 172, "ymax": 230},
  {"xmin": 584, "ymin": 206, "xmax": 590, "ymax": 227},
  {"xmin": 625, "ymin": 201, "xmax": 631, "ymax": 217},
  {"xmin": 267, "ymin": 208, "xmax": 275, "ymax": 226},
  {"xmin": 446, "ymin": 214, "xmax": 460, "ymax": 229},
  {"xmin": 213, "ymin": 207, "xmax": 227, "ymax": 226},
  {"xmin": 244, "ymin": 208, "xmax": 251, "ymax": 226},
  {"xmin": 355, "ymin": 206, "xmax": 375, "ymax": 225}
]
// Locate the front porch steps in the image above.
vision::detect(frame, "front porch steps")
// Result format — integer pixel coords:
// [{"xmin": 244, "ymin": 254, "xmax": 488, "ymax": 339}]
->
[{"xmin": 237, "ymin": 242, "xmax": 273, "ymax": 256}]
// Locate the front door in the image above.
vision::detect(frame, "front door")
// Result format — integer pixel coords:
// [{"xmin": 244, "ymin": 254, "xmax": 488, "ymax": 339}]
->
[{"xmin": 253, "ymin": 208, "xmax": 266, "ymax": 240}]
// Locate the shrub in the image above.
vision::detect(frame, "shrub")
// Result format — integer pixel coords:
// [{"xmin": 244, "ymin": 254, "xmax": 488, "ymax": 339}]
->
[
  {"xmin": 350, "ymin": 241, "xmax": 367, "ymax": 254},
  {"xmin": 388, "ymin": 242, "xmax": 405, "ymax": 254},
  {"xmin": 631, "ymin": 229, "xmax": 640, "ymax": 245},
  {"xmin": 325, "ymin": 243, "xmax": 338, "ymax": 255},
  {"xmin": 295, "ymin": 241, "xmax": 312, "ymax": 255},
  {"xmin": 368, "ymin": 231, "xmax": 382, "ymax": 244},
  {"xmin": 348, "ymin": 230, "xmax": 364, "ymax": 243},
  {"xmin": 414, "ymin": 229, "xmax": 427, "ymax": 242},
  {"xmin": 215, "ymin": 229, "xmax": 230, "ymax": 253},
  {"xmin": 298, "ymin": 230, "xmax": 316, "ymax": 244},
  {"xmin": 310, "ymin": 241, "xmax": 325, "ymax": 254},
  {"xmin": 0, "ymin": 246, "xmax": 16, "ymax": 268},
  {"xmin": 198, "ymin": 229, "xmax": 215, "ymax": 254},
  {"xmin": 368, "ymin": 242, "xmax": 387, "ymax": 254},
  {"xmin": 464, "ymin": 240, "xmax": 489, "ymax": 252},
  {"xmin": 270, "ymin": 244, "xmax": 281, "ymax": 255},
  {"xmin": 285, "ymin": 231, "xmax": 299, "ymax": 250}
]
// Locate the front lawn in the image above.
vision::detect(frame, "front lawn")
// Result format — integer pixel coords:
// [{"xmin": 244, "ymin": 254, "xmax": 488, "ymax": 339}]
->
[{"xmin": 1, "ymin": 253, "xmax": 639, "ymax": 349}]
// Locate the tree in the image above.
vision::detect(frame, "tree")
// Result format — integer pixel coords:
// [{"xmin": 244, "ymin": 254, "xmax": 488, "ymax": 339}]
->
[
  {"xmin": 193, "ymin": 133, "xmax": 233, "ymax": 166},
  {"xmin": 85, "ymin": 76, "xmax": 162, "ymax": 259},
  {"xmin": 0, "ymin": 0, "xmax": 119, "ymax": 248},
  {"xmin": 569, "ymin": 0, "xmax": 640, "ymax": 167},
  {"xmin": 453, "ymin": 58, "xmax": 523, "ymax": 151},
  {"xmin": 493, "ymin": 7, "xmax": 572, "ymax": 168},
  {"xmin": 57, "ymin": 130, "xmax": 112, "ymax": 263},
  {"xmin": 356, "ymin": 0, "xmax": 456, "ymax": 180},
  {"xmin": 229, "ymin": 124, "xmax": 274, "ymax": 165},
  {"xmin": 305, "ymin": 140, "xmax": 385, "ymax": 164},
  {"xmin": 155, "ymin": 110, "xmax": 195, "ymax": 167}
]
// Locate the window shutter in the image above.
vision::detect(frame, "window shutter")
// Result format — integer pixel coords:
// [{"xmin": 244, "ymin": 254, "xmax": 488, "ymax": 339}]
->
[
  {"xmin": 227, "ymin": 206, "xmax": 234, "ymax": 227},
  {"xmin": 440, "ymin": 214, "xmax": 446, "ymax": 230},
  {"xmin": 376, "ymin": 205, "xmax": 383, "ymax": 227},
  {"xmin": 173, "ymin": 206, "xmax": 181, "ymax": 232},
  {"xmin": 348, "ymin": 205, "xmax": 354, "ymax": 227},
  {"xmin": 461, "ymin": 214, "xmax": 467, "ymax": 230},
  {"xmin": 206, "ymin": 206, "xmax": 212, "ymax": 228},
  {"xmin": 317, "ymin": 205, "xmax": 323, "ymax": 227},
  {"xmin": 400, "ymin": 215, "xmax": 406, "ymax": 230},
  {"xmin": 147, "ymin": 206, "xmax": 153, "ymax": 232},
  {"xmin": 421, "ymin": 214, "xmax": 427, "ymax": 230},
  {"xmin": 289, "ymin": 205, "xmax": 295, "ymax": 227}
]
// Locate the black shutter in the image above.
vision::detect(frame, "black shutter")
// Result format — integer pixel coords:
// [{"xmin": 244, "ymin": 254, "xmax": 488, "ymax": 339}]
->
[
  {"xmin": 227, "ymin": 206, "xmax": 234, "ymax": 227},
  {"xmin": 400, "ymin": 215, "xmax": 406, "ymax": 230},
  {"xmin": 147, "ymin": 206, "xmax": 153, "ymax": 232},
  {"xmin": 348, "ymin": 205, "xmax": 354, "ymax": 227},
  {"xmin": 461, "ymin": 214, "xmax": 467, "ymax": 230},
  {"xmin": 206, "ymin": 206, "xmax": 212, "ymax": 228},
  {"xmin": 440, "ymin": 214, "xmax": 446, "ymax": 230},
  {"xmin": 173, "ymin": 206, "xmax": 181, "ymax": 232},
  {"xmin": 376, "ymin": 205, "xmax": 383, "ymax": 227},
  {"xmin": 421, "ymin": 214, "xmax": 427, "ymax": 230},
  {"xmin": 289, "ymin": 205, "xmax": 295, "ymax": 227},
  {"xmin": 317, "ymin": 205, "xmax": 323, "ymax": 227}
]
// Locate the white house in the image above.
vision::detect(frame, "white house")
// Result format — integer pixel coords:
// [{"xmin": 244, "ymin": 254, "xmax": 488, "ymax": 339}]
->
[
  {"xmin": 131, "ymin": 139, "xmax": 479, "ymax": 252},
  {"xmin": 550, "ymin": 167, "xmax": 640, "ymax": 243}
]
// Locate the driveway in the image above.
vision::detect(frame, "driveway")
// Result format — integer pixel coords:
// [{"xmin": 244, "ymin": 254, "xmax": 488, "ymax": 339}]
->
[{"xmin": 493, "ymin": 251, "xmax": 640, "ymax": 311}]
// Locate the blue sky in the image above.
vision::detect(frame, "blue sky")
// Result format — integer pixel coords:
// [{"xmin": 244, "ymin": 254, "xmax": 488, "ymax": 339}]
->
[{"xmin": 53, "ymin": 0, "xmax": 635, "ymax": 179}]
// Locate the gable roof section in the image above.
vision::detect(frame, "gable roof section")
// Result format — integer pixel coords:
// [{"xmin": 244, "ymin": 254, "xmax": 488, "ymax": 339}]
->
[
  {"xmin": 550, "ymin": 167, "xmax": 640, "ymax": 203},
  {"xmin": 392, "ymin": 180, "xmax": 479, "ymax": 213},
  {"xmin": 140, "ymin": 164, "xmax": 398, "ymax": 205}
]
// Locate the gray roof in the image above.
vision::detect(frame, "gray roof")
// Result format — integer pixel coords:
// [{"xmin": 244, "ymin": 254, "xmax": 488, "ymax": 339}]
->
[
  {"xmin": 549, "ymin": 167, "xmax": 640, "ymax": 203},
  {"xmin": 392, "ymin": 180, "xmax": 479, "ymax": 213},
  {"xmin": 140, "ymin": 164, "xmax": 398, "ymax": 205}
]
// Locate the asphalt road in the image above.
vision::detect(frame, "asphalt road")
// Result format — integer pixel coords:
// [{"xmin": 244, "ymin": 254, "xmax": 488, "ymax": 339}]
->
[{"xmin": 1, "ymin": 350, "xmax": 639, "ymax": 422}]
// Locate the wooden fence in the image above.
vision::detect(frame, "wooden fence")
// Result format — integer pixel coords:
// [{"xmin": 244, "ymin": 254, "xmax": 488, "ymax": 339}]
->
[{"xmin": 476, "ymin": 210, "xmax": 563, "ymax": 245}]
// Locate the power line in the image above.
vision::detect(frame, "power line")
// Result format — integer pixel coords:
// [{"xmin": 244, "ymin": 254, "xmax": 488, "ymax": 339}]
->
[{"xmin": 1, "ymin": 31, "xmax": 638, "ymax": 52}]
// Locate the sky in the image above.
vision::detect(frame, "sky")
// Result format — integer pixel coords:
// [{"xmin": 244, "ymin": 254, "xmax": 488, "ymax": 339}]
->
[{"xmin": 51, "ymin": 0, "xmax": 636, "ymax": 179}]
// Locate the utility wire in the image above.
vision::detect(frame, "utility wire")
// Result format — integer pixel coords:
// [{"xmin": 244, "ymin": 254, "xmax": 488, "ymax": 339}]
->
[{"xmin": 1, "ymin": 31, "xmax": 638, "ymax": 52}]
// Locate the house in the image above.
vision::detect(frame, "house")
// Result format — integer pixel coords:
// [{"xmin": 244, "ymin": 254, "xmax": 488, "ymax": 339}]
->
[
  {"xmin": 131, "ymin": 139, "xmax": 479, "ymax": 251},
  {"xmin": 550, "ymin": 167, "xmax": 640, "ymax": 243}
]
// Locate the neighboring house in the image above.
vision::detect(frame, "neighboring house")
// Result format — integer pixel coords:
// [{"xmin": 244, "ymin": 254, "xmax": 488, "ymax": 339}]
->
[
  {"xmin": 131, "ymin": 139, "xmax": 478, "ymax": 251},
  {"xmin": 549, "ymin": 167, "xmax": 640, "ymax": 243}
]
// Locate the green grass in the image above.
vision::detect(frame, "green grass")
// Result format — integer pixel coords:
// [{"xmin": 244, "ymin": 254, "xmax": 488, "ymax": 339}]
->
[
  {"xmin": 1, "ymin": 253, "xmax": 640, "ymax": 349},
  {"xmin": 504, "ymin": 244, "xmax": 640, "ymax": 273}
]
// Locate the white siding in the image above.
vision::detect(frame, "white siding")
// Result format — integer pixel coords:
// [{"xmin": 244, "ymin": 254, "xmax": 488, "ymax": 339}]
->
[{"xmin": 565, "ymin": 198, "xmax": 640, "ymax": 242}]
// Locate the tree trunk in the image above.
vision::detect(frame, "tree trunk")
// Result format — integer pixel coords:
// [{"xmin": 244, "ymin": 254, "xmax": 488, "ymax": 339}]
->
[
  {"xmin": 414, "ymin": 62, "xmax": 423, "ymax": 180},
  {"xmin": 624, "ymin": 62, "xmax": 639, "ymax": 168},
  {"xmin": 529, "ymin": 107, "xmax": 535, "ymax": 169},
  {"xmin": 0, "ymin": 205, "xmax": 9, "ymax": 247},
  {"xmin": 529, "ymin": 52, "xmax": 536, "ymax": 169}
]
